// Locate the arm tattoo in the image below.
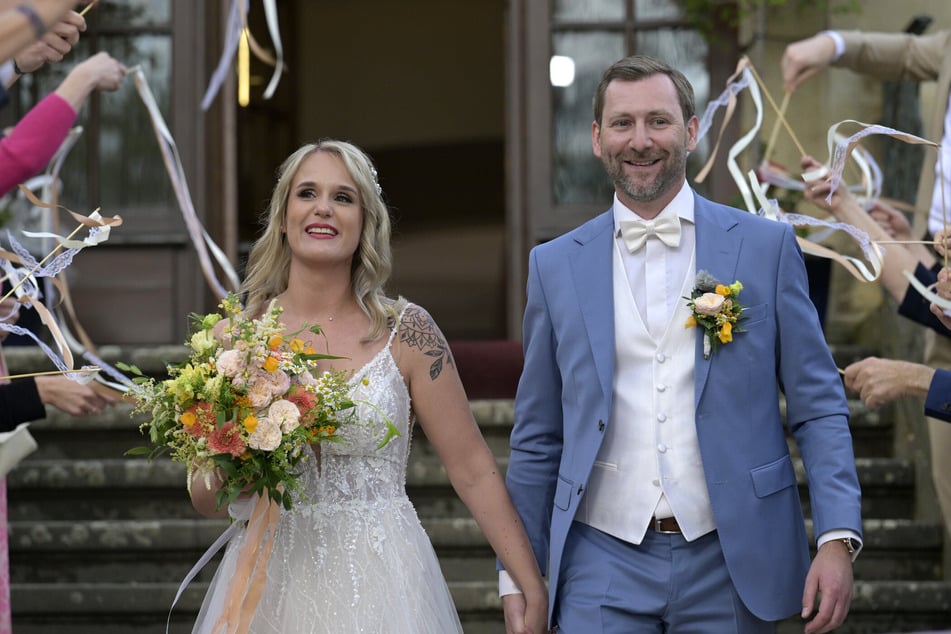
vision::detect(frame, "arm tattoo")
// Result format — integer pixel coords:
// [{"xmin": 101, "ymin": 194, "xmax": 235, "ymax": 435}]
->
[{"xmin": 399, "ymin": 306, "xmax": 454, "ymax": 381}]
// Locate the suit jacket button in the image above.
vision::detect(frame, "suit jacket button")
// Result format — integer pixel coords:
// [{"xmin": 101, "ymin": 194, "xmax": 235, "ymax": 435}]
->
[{"xmin": 597, "ymin": 420, "xmax": 605, "ymax": 431}]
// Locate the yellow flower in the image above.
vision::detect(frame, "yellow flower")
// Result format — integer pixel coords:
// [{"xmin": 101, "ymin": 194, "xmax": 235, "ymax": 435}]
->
[
  {"xmin": 304, "ymin": 346, "xmax": 316, "ymax": 355},
  {"xmin": 262, "ymin": 356, "xmax": 279, "ymax": 373},
  {"xmin": 362, "ymin": 378, "xmax": 369, "ymax": 386},
  {"xmin": 180, "ymin": 411, "xmax": 196, "ymax": 428},
  {"xmin": 718, "ymin": 321, "xmax": 733, "ymax": 344},
  {"xmin": 685, "ymin": 315, "xmax": 697, "ymax": 328},
  {"xmin": 715, "ymin": 284, "xmax": 730, "ymax": 296},
  {"xmin": 268, "ymin": 334, "xmax": 283, "ymax": 350},
  {"xmin": 244, "ymin": 415, "xmax": 258, "ymax": 433},
  {"xmin": 289, "ymin": 338, "xmax": 306, "ymax": 353}
]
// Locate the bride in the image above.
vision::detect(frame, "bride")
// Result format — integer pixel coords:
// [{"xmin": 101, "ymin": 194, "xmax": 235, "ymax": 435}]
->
[{"xmin": 188, "ymin": 140, "xmax": 547, "ymax": 633}]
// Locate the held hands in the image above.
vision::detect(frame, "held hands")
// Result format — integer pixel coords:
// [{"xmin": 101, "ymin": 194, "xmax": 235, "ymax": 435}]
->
[
  {"xmin": 781, "ymin": 33, "xmax": 837, "ymax": 93},
  {"xmin": 502, "ymin": 590, "xmax": 550, "ymax": 634},
  {"xmin": 801, "ymin": 539, "xmax": 853, "ymax": 634}
]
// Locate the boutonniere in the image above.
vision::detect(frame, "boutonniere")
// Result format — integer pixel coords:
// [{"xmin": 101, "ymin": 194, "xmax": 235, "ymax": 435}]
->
[{"xmin": 684, "ymin": 270, "xmax": 746, "ymax": 359}]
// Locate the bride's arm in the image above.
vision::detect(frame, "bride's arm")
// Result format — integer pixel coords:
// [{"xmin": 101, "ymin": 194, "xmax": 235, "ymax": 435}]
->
[{"xmin": 398, "ymin": 305, "xmax": 548, "ymax": 634}]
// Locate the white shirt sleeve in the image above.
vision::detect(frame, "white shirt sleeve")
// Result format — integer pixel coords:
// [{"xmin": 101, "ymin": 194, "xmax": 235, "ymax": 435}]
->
[
  {"xmin": 817, "ymin": 529, "xmax": 863, "ymax": 562},
  {"xmin": 499, "ymin": 570, "xmax": 522, "ymax": 597},
  {"xmin": 820, "ymin": 30, "xmax": 846, "ymax": 61}
]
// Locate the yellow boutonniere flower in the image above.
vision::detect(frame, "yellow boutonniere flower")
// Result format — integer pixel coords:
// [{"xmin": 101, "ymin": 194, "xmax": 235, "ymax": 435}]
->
[{"xmin": 684, "ymin": 270, "xmax": 746, "ymax": 359}]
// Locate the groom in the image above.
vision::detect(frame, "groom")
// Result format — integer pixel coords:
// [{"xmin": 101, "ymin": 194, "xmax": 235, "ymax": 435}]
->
[{"xmin": 500, "ymin": 55, "xmax": 862, "ymax": 633}]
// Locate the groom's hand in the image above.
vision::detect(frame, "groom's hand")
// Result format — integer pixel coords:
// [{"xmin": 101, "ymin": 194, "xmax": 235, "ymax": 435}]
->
[
  {"xmin": 800, "ymin": 540, "xmax": 854, "ymax": 633},
  {"xmin": 503, "ymin": 593, "xmax": 529, "ymax": 634},
  {"xmin": 503, "ymin": 592, "xmax": 549, "ymax": 634}
]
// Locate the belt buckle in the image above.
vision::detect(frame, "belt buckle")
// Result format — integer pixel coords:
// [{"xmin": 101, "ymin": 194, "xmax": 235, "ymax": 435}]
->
[{"xmin": 653, "ymin": 517, "xmax": 679, "ymax": 534}]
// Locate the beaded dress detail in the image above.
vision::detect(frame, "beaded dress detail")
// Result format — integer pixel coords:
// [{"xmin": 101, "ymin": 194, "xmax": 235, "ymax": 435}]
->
[{"xmin": 193, "ymin": 305, "xmax": 463, "ymax": 633}]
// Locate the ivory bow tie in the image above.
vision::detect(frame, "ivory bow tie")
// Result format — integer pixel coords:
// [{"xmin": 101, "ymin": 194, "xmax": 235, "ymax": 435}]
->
[{"xmin": 620, "ymin": 216, "xmax": 682, "ymax": 252}]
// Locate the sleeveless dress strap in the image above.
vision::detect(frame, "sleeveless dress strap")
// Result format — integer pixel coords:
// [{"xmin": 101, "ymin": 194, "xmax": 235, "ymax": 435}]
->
[{"xmin": 387, "ymin": 303, "xmax": 411, "ymax": 347}]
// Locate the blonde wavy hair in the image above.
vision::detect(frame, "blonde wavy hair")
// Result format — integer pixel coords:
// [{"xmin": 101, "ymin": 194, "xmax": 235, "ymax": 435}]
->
[{"xmin": 241, "ymin": 140, "xmax": 405, "ymax": 341}]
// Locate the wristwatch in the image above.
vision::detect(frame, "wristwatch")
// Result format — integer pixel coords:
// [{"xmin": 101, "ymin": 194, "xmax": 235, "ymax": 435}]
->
[{"xmin": 840, "ymin": 537, "xmax": 859, "ymax": 555}]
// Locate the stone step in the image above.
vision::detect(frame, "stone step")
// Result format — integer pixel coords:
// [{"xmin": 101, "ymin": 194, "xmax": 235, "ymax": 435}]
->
[
  {"xmin": 9, "ymin": 516, "xmax": 942, "ymax": 585},
  {"xmin": 10, "ymin": 344, "xmax": 894, "ymax": 460},
  {"xmin": 8, "ymin": 517, "xmax": 495, "ymax": 584},
  {"xmin": 9, "ymin": 579, "xmax": 951, "ymax": 634},
  {"xmin": 6, "ymin": 455, "xmax": 915, "ymax": 521},
  {"xmin": 22, "ymin": 398, "xmax": 518, "ymax": 459}
]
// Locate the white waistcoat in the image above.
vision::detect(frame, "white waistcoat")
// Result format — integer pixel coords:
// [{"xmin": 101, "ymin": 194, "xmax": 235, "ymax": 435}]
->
[{"xmin": 575, "ymin": 241, "xmax": 716, "ymax": 544}]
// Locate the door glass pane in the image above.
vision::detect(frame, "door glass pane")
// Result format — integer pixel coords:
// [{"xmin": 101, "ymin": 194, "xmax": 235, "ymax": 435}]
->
[
  {"xmin": 635, "ymin": 0, "xmax": 684, "ymax": 21},
  {"xmin": 633, "ymin": 29, "xmax": 711, "ymax": 187},
  {"xmin": 96, "ymin": 0, "xmax": 170, "ymax": 27},
  {"xmin": 551, "ymin": 32, "xmax": 625, "ymax": 205},
  {"xmin": 553, "ymin": 0, "xmax": 625, "ymax": 22},
  {"xmin": 97, "ymin": 35, "xmax": 174, "ymax": 217},
  {"xmin": 26, "ymin": 35, "xmax": 175, "ymax": 222}
]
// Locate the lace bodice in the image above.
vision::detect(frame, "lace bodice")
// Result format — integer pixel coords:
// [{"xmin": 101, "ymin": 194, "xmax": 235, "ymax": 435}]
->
[{"xmin": 314, "ymin": 338, "xmax": 413, "ymax": 505}]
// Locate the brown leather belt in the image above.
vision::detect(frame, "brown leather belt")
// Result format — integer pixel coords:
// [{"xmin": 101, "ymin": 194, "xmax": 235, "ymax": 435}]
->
[{"xmin": 650, "ymin": 516, "xmax": 681, "ymax": 534}]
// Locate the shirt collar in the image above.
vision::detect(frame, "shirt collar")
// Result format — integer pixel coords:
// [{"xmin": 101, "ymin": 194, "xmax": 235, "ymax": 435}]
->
[{"xmin": 612, "ymin": 182, "xmax": 695, "ymax": 235}]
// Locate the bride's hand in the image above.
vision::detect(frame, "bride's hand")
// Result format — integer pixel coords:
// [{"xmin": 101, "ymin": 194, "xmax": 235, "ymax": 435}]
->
[{"xmin": 503, "ymin": 589, "xmax": 549, "ymax": 634}]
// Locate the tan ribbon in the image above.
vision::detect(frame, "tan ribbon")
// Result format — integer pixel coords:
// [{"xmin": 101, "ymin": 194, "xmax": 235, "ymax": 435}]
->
[{"xmin": 212, "ymin": 492, "xmax": 282, "ymax": 634}]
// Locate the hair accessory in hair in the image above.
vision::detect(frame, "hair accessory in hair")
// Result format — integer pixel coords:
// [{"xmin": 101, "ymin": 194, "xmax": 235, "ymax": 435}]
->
[{"xmin": 370, "ymin": 166, "xmax": 383, "ymax": 196}]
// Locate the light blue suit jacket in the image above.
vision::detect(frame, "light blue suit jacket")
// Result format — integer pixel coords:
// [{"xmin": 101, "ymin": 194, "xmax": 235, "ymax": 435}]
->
[{"xmin": 505, "ymin": 193, "xmax": 862, "ymax": 622}]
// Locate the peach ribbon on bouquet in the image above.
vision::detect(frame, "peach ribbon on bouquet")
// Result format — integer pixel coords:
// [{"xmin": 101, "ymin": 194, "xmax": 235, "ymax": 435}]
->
[{"xmin": 211, "ymin": 492, "xmax": 282, "ymax": 634}]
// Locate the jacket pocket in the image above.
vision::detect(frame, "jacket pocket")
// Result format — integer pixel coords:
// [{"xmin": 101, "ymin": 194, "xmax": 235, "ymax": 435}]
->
[
  {"xmin": 750, "ymin": 454, "xmax": 796, "ymax": 498},
  {"xmin": 739, "ymin": 302, "xmax": 768, "ymax": 328},
  {"xmin": 554, "ymin": 474, "xmax": 574, "ymax": 510}
]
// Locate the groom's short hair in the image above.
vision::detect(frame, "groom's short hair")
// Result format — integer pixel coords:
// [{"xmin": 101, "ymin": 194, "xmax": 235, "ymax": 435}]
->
[{"xmin": 593, "ymin": 55, "xmax": 696, "ymax": 126}]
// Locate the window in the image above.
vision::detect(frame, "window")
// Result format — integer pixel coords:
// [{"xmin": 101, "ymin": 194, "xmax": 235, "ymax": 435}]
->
[{"xmin": 10, "ymin": 0, "xmax": 176, "ymax": 237}]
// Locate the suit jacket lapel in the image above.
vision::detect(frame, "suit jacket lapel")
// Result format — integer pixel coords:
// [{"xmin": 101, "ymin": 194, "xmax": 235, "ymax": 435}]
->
[
  {"xmin": 694, "ymin": 197, "xmax": 743, "ymax": 406},
  {"xmin": 570, "ymin": 211, "xmax": 615, "ymax": 401}
]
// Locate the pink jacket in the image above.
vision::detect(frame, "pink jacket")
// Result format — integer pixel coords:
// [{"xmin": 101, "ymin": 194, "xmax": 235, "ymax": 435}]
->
[{"xmin": 0, "ymin": 93, "xmax": 77, "ymax": 198}]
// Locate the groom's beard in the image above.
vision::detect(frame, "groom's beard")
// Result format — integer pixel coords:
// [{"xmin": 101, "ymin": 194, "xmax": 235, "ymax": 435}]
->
[{"xmin": 602, "ymin": 143, "xmax": 688, "ymax": 205}]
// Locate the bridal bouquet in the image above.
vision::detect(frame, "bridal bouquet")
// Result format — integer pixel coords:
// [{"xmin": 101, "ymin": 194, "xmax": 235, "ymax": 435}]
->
[{"xmin": 123, "ymin": 294, "xmax": 359, "ymax": 511}]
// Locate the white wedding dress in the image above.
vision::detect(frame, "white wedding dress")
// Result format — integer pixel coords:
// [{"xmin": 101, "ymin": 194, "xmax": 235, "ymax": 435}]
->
[{"xmin": 192, "ymin": 310, "xmax": 464, "ymax": 633}]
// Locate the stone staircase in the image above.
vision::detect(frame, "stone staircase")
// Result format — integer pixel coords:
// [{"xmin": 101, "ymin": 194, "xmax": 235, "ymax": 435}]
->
[{"xmin": 3, "ymin": 344, "xmax": 951, "ymax": 633}]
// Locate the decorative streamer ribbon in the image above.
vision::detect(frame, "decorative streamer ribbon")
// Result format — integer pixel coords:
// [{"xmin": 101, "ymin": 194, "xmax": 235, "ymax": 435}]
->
[
  {"xmin": 695, "ymin": 59, "xmax": 762, "ymax": 216},
  {"xmin": 132, "ymin": 67, "xmax": 241, "ymax": 299},
  {"xmin": 695, "ymin": 58, "xmax": 885, "ymax": 283},
  {"xmin": 0, "ymin": 195, "xmax": 121, "ymax": 381},
  {"xmin": 805, "ymin": 120, "xmax": 938, "ymax": 204},
  {"xmin": 744, "ymin": 169, "xmax": 884, "ymax": 282},
  {"xmin": 201, "ymin": 0, "xmax": 285, "ymax": 110}
]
